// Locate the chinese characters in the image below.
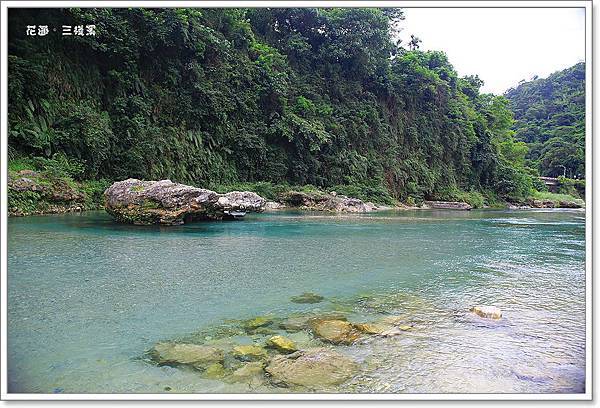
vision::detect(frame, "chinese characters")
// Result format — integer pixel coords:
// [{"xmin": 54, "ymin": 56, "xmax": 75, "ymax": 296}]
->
[
  {"xmin": 26, "ymin": 25, "xmax": 49, "ymax": 36},
  {"xmin": 25, "ymin": 24, "xmax": 96, "ymax": 37}
]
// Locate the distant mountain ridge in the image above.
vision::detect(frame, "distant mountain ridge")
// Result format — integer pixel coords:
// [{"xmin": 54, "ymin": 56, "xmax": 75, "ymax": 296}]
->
[{"xmin": 505, "ymin": 62, "xmax": 585, "ymax": 178}]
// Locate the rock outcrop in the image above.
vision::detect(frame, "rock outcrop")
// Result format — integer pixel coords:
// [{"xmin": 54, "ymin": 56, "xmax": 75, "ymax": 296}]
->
[
  {"xmin": 423, "ymin": 201, "xmax": 472, "ymax": 210},
  {"xmin": 528, "ymin": 199, "xmax": 583, "ymax": 209},
  {"xmin": 104, "ymin": 178, "xmax": 266, "ymax": 225},
  {"xmin": 278, "ymin": 191, "xmax": 378, "ymax": 213},
  {"xmin": 8, "ymin": 170, "xmax": 87, "ymax": 216},
  {"xmin": 264, "ymin": 201, "xmax": 286, "ymax": 210},
  {"xmin": 265, "ymin": 348, "xmax": 358, "ymax": 388}
]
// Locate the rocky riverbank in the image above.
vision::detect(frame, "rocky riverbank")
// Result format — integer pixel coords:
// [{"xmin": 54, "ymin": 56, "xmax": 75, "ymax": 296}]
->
[
  {"xmin": 103, "ymin": 179, "xmax": 401, "ymax": 225},
  {"xmin": 274, "ymin": 190, "xmax": 389, "ymax": 213},
  {"xmin": 9, "ymin": 174, "xmax": 584, "ymax": 219}
]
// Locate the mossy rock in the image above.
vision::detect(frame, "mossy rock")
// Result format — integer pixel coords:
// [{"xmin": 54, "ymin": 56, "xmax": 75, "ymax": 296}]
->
[
  {"xmin": 227, "ymin": 362, "xmax": 266, "ymax": 385},
  {"xmin": 279, "ymin": 312, "xmax": 347, "ymax": 333},
  {"xmin": 232, "ymin": 344, "xmax": 268, "ymax": 362},
  {"xmin": 203, "ymin": 362, "xmax": 227, "ymax": 379},
  {"xmin": 265, "ymin": 348, "xmax": 358, "ymax": 388},
  {"xmin": 265, "ymin": 335, "xmax": 297, "ymax": 354},
  {"xmin": 279, "ymin": 316, "xmax": 313, "ymax": 332},
  {"xmin": 353, "ymin": 322, "xmax": 391, "ymax": 335},
  {"xmin": 243, "ymin": 316, "xmax": 273, "ymax": 331},
  {"xmin": 151, "ymin": 342, "xmax": 224, "ymax": 369},
  {"xmin": 311, "ymin": 320, "xmax": 361, "ymax": 345}
]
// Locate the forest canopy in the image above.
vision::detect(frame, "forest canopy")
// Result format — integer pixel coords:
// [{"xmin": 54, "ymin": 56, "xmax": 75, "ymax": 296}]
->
[{"xmin": 8, "ymin": 8, "xmax": 569, "ymax": 205}]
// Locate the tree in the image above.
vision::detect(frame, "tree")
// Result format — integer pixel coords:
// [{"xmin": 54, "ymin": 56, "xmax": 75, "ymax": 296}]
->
[{"xmin": 408, "ymin": 34, "xmax": 422, "ymax": 50}]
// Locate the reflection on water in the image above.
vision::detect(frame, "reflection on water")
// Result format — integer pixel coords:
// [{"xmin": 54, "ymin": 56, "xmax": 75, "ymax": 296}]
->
[{"xmin": 7, "ymin": 209, "xmax": 585, "ymax": 393}]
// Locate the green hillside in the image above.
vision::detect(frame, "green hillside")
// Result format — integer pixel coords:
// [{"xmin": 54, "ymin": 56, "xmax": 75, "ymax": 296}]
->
[
  {"xmin": 8, "ymin": 8, "xmax": 545, "ymax": 210},
  {"xmin": 505, "ymin": 62, "xmax": 585, "ymax": 179}
]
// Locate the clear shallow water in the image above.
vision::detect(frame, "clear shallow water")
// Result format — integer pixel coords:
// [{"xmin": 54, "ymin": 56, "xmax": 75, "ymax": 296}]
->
[{"xmin": 7, "ymin": 209, "xmax": 586, "ymax": 394}]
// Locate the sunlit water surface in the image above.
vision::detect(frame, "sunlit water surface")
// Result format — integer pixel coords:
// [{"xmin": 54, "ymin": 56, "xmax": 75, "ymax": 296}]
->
[{"xmin": 7, "ymin": 209, "xmax": 586, "ymax": 394}]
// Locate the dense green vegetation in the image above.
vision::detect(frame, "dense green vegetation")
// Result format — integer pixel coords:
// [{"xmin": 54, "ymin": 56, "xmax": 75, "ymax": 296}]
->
[
  {"xmin": 8, "ymin": 155, "xmax": 110, "ymax": 215},
  {"xmin": 8, "ymin": 8, "xmax": 571, "ymax": 211},
  {"xmin": 505, "ymin": 62, "xmax": 585, "ymax": 179}
]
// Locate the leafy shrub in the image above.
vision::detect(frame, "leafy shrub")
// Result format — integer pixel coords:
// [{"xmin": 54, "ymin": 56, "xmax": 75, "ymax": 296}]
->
[{"xmin": 80, "ymin": 179, "xmax": 111, "ymax": 208}]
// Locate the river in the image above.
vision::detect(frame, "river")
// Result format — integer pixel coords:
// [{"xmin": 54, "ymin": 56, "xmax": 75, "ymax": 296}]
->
[{"xmin": 7, "ymin": 209, "xmax": 586, "ymax": 394}]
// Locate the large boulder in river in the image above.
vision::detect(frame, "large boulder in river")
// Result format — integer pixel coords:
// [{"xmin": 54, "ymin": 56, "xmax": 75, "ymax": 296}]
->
[
  {"xmin": 104, "ymin": 179, "xmax": 266, "ymax": 225},
  {"xmin": 265, "ymin": 348, "xmax": 358, "ymax": 388}
]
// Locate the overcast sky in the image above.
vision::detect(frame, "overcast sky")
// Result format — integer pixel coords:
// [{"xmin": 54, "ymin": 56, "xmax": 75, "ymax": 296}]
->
[{"xmin": 397, "ymin": 8, "xmax": 586, "ymax": 94}]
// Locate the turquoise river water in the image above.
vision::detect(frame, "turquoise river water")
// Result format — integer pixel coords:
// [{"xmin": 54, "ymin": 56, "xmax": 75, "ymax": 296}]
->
[{"xmin": 7, "ymin": 209, "xmax": 586, "ymax": 394}]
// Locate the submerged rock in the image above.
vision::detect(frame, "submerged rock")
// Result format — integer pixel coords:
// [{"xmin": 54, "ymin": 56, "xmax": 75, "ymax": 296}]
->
[
  {"xmin": 471, "ymin": 305, "xmax": 502, "ymax": 319},
  {"xmin": 423, "ymin": 201, "xmax": 472, "ymax": 210},
  {"xmin": 228, "ymin": 362, "xmax": 266, "ymax": 384},
  {"xmin": 279, "ymin": 313, "xmax": 347, "ymax": 333},
  {"xmin": 104, "ymin": 178, "xmax": 266, "ymax": 225},
  {"xmin": 280, "ymin": 316, "xmax": 313, "ymax": 332},
  {"xmin": 377, "ymin": 315, "xmax": 406, "ymax": 326},
  {"xmin": 250, "ymin": 327, "xmax": 277, "ymax": 336},
  {"xmin": 290, "ymin": 292, "xmax": 325, "ymax": 304},
  {"xmin": 232, "ymin": 344, "xmax": 268, "ymax": 362},
  {"xmin": 265, "ymin": 335, "xmax": 298, "ymax": 354},
  {"xmin": 203, "ymin": 362, "xmax": 227, "ymax": 379},
  {"xmin": 151, "ymin": 342, "xmax": 224, "ymax": 368},
  {"xmin": 353, "ymin": 322, "xmax": 391, "ymax": 335},
  {"xmin": 377, "ymin": 327, "xmax": 404, "ymax": 338},
  {"xmin": 265, "ymin": 348, "xmax": 358, "ymax": 388},
  {"xmin": 311, "ymin": 319, "xmax": 361, "ymax": 345},
  {"xmin": 243, "ymin": 316, "xmax": 273, "ymax": 331}
]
